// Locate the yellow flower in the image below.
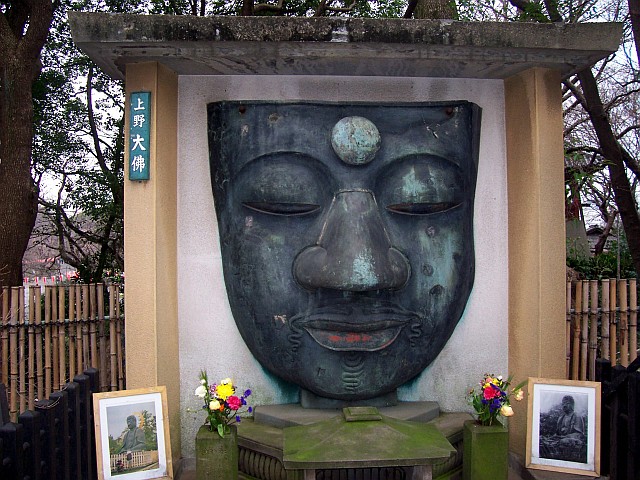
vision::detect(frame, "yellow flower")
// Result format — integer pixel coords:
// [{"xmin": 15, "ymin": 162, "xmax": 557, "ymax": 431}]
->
[
  {"xmin": 209, "ymin": 400, "xmax": 221, "ymax": 411},
  {"xmin": 216, "ymin": 380, "xmax": 234, "ymax": 400},
  {"xmin": 500, "ymin": 405, "xmax": 514, "ymax": 417},
  {"xmin": 514, "ymin": 389, "xmax": 524, "ymax": 401}
]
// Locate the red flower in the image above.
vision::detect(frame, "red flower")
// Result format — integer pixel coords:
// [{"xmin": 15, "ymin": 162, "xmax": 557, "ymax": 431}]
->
[
  {"xmin": 483, "ymin": 384, "xmax": 500, "ymax": 400},
  {"xmin": 227, "ymin": 395, "xmax": 242, "ymax": 410}
]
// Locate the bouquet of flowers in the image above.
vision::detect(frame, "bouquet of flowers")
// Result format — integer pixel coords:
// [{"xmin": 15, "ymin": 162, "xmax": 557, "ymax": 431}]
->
[
  {"xmin": 467, "ymin": 374, "xmax": 525, "ymax": 426},
  {"xmin": 195, "ymin": 371, "xmax": 252, "ymax": 437}
]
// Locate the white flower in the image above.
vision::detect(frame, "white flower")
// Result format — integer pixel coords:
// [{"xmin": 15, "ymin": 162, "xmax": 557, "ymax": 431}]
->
[
  {"xmin": 195, "ymin": 385, "xmax": 207, "ymax": 398},
  {"xmin": 514, "ymin": 389, "xmax": 524, "ymax": 401},
  {"xmin": 209, "ymin": 400, "xmax": 221, "ymax": 411},
  {"xmin": 200, "ymin": 379, "xmax": 207, "ymax": 385},
  {"xmin": 500, "ymin": 405, "xmax": 514, "ymax": 417}
]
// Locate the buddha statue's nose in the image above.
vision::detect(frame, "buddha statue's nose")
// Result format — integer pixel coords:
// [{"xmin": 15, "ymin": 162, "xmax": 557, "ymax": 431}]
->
[{"xmin": 293, "ymin": 190, "xmax": 410, "ymax": 291}]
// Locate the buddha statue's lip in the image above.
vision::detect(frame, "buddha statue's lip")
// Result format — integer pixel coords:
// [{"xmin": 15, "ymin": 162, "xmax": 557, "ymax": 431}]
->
[{"xmin": 301, "ymin": 318, "xmax": 411, "ymax": 352}]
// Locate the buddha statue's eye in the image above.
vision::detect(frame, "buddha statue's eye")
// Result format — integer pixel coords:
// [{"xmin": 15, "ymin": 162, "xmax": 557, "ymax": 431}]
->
[
  {"xmin": 376, "ymin": 155, "xmax": 467, "ymax": 217},
  {"xmin": 235, "ymin": 153, "xmax": 331, "ymax": 219},
  {"xmin": 386, "ymin": 201, "xmax": 461, "ymax": 216},
  {"xmin": 243, "ymin": 202, "xmax": 321, "ymax": 216}
]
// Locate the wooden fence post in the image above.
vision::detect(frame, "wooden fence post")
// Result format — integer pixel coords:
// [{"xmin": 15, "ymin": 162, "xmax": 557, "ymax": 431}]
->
[
  {"xmin": 18, "ymin": 409, "xmax": 42, "ymax": 480},
  {"xmin": 116, "ymin": 288, "xmax": 124, "ymax": 390},
  {"xmin": 18, "ymin": 286, "xmax": 26, "ymax": 415},
  {"xmin": 44, "ymin": 287, "xmax": 52, "ymax": 399},
  {"xmin": 51, "ymin": 286, "xmax": 60, "ymax": 393},
  {"xmin": 64, "ymin": 381, "xmax": 82, "ymax": 477},
  {"xmin": 27, "ymin": 287, "xmax": 36, "ymax": 411},
  {"xmin": 610, "ymin": 279, "xmax": 618, "ymax": 366},
  {"xmin": 601, "ymin": 279, "xmax": 611, "ymax": 361},
  {"xmin": 1, "ymin": 288, "xmax": 9, "ymax": 387},
  {"xmin": 566, "ymin": 280, "xmax": 572, "ymax": 378},
  {"xmin": 589, "ymin": 280, "xmax": 598, "ymax": 380},
  {"xmin": 82, "ymin": 284, "xmax": 90, "ymax": 370},
  {"xmin": 572, "ymin": 280, "xmax": 582, "ymax": 380},
  {"xmin": 0, "ymin": 421, "xmax": 25, "ymax": 479},
  {"xmin": 75, "ymin": 285, "xmax": 83, "ymax": 375},
  {"xmin": 98, "ymin": 284, "xmax": 107, "ymax": 392},
  {"xmin": 109, "ymin": 285, "xmax": 118, "ymax": 391},
  {"xmin": 89, "ymin": 284, "xmax": 98, "ymax": 370},
  {"xmin": 58, "ymin": 285, "xmax": 67, "ymax": 390},
  {"xmin": 35, "ymin": 287, "xmax": 44, "ymax": 402},
  {"xmin": 619, "ymin": 279, "xmax": 629, "ymax": 368},
  {"xmin": 581, "ymin": 280, "xmax": 589, "ymax": 380},
  {"xmin": 10, "ymin": 287, "xmax": 19, "ymax": 421},
  {"xmin": 68, "ymin": 286, "xmax": 76, "ymax": 382}
]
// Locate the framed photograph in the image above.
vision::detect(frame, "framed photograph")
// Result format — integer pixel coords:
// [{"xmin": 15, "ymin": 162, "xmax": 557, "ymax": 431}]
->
[
  {"xmin": 526, "ymin": 378, "xmax": 601, "ymax": 476},
  {"xmin": 93, "ymin": 386, "xmax": 173, "ymax": 480}
]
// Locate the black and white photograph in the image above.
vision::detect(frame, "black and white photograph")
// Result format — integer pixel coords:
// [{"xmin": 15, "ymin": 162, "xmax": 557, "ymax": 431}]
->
[
  {"xmin": 526, "ymin": 378, "xmax": 600, "ymax": 476},
  {"xmin": 93, "ymin": 387, "xmax": 173, "ymax": 480}
]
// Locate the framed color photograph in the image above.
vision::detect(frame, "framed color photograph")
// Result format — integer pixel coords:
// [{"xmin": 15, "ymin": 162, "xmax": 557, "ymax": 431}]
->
[
  {"xmin": 93, "ymin": 386, "xmax": 173, "ymax": 480},
  {"xmin": 526, "ymin": 378, "xmax": 601, "ymax": 476}
]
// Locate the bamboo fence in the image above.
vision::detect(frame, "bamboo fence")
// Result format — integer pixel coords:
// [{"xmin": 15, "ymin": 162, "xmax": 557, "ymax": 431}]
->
[
  {"xmin": 567, "ymin": 278, "xmax": 639, "ymax": 381},
  {"xmin": 0, "ymin": 283, "xmax": 125, "ymax": 421}
]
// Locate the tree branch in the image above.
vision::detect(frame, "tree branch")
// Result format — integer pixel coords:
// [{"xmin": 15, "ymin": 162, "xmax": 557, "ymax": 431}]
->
[{"xmin": 253, "ymin": 0, "xmax": 284, "ymax": 13}]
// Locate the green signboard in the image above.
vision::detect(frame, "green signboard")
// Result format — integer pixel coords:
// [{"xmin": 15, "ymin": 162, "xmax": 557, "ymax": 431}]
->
[{"xmin": 129, "ymin": 92, "xmax": 151, "ymax": 181}]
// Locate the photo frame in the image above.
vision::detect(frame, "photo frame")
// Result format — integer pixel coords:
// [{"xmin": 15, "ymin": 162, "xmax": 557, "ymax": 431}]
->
[
  {"xmin": 93, "ymin": 386, "xmax": 173, "ymax": 480},
  {"xmin": 526, "ymin": 378, "xmax": 601, "ymax": 476}
]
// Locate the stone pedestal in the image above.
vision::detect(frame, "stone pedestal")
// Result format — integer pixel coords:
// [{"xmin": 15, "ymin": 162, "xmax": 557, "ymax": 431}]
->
[
  {"xmin": 462, "ymin": 420, "xmax": 509, "ymax": 480},
  {"xmin": 196, "ymin": 425, "xmax": 238, "ymax": 480},
  {"xmin": 236, "ymin": 403, "xmax": 472, "ymax": 480},
  {"xmin": 284, "ymin": 406, "xmax": 455, "ymax": 480}
]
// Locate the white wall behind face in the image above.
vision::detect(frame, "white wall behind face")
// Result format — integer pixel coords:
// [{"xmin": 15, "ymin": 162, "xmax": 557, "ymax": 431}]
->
[{"xmin": 177, "ymin": 75, "xmax": 508, "ymax": 458}]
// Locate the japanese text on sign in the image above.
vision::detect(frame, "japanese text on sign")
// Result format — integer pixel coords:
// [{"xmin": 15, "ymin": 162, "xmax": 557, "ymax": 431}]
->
[{"xmin": 129, "ymin": 92, "xmax": 151, "ymax": 181}]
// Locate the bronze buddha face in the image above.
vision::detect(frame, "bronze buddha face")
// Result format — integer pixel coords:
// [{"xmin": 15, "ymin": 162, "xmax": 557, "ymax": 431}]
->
[{"xmin": 208, "ymin": 101, "xmax": 480, "ymax": 401}]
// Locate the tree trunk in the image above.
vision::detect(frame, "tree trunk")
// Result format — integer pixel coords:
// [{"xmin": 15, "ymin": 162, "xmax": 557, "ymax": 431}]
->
[
  {"xmin": 409, "ymin": 0, "xmax": 458, "ymax": 19},
  {"xmin": 0, "ymin": 59, "xmax": 39, "ymax": 287},
  {"xmin": 0, "ymin": 1, "xmax": 53, "ymax": 288},
  {"xmin": 576, "ymin": 68, "xmax": 640, "ymax": 276},
  {"xmin": 629, "ymin": 0, "xmax": 640, "ymax": 64}
]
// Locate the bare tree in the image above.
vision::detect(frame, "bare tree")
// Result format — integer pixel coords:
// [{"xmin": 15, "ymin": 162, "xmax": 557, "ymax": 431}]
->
[{"xmin": 500, "ymin": 0, "xmax": 640, "ymax": 272}]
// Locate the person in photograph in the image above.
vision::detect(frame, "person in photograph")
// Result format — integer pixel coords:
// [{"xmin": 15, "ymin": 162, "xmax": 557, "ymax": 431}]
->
[
  {"xmin": 539, "ymin": 394, "xmax": 587, "ymax": 463},
  {"xmin": 117, "ymin": 414, "xmax": 146, "ymax": 453},
  {"xmin": 556, "ymin": 395, "xmax": 586, "ymax": 444}
]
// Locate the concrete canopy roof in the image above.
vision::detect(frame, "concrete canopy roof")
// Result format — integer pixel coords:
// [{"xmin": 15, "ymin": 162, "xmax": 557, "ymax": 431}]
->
[{"xmin": 68, "ymin": 13, "xmax": 622, "ymax": 81}]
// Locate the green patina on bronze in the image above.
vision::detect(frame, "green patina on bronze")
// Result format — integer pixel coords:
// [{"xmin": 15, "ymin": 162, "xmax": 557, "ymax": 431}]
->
[{"xmin": 208, "ymin": 101, "xmax": 480, "ymax": 403}]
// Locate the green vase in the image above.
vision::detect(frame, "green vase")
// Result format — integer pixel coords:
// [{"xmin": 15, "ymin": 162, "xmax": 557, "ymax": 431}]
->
[
  {"xmin": 462, "ymin": 419, "xmax": 508, "ymax": 480},
  {"xmin": 196, "ymin": 424, "xmax": 238, "ymax": 480}
]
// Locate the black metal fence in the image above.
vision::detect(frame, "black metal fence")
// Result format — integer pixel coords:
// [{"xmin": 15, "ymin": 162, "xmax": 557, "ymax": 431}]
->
[
  {"xmin": 596, "ymin": 357, "xmax": 640, "ymax": 479},
  {"xmin": 0, "ymin": 368, "xmax": 100, "ymax": 480}
]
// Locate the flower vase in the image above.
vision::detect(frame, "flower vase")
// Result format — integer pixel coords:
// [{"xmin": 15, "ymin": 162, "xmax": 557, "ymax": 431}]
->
[
  {"xmin": 462, "ymin": 420, "xmax": 509, "ymax": 480},
  {"xmin": 196, "ymin": 424, "xmax": 238, "ymax": 480}
]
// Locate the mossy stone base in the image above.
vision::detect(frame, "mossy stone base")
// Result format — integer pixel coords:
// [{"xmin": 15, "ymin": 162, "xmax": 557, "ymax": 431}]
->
[
  {"xmin": 462, "ymin": 420, "xmax": 508, "ymax": 480},
  {"xmin": 196, "ymin": 424, "xmax": 238, "ymax": 480}
]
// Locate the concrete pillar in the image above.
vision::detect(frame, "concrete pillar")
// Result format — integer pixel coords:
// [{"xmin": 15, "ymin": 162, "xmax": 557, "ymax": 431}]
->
[
  {"xmin": 124, "ymin": 61, "xmax": 181, "ymax": 468},
  {"xmin": 505, "ymin": 68, "xmax": 567, "ymax": 455}
]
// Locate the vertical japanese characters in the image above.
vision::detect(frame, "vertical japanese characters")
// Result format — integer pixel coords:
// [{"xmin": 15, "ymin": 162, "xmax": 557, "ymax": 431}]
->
[{"xmin": 129, "ymin": 92, "xmax": 151, "ymax": 181}]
